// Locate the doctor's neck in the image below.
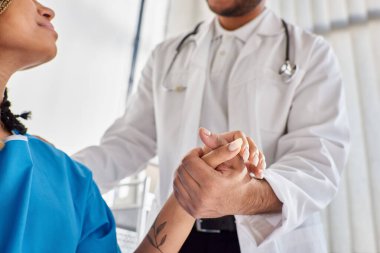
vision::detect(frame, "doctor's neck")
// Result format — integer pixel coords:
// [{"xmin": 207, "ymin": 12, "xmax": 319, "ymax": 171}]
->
[{"xmin": 217, "ymin": 2, "xmax": 266, "ymax": 30}]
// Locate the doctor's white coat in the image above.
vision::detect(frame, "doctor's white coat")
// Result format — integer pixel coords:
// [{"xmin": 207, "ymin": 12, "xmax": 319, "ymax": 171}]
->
[{"xmin": 74, "ymin": 10, "xmax": 350, "ymax": 253}]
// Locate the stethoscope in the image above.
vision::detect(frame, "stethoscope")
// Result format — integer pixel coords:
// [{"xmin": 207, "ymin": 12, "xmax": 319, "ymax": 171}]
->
[
  {"xmin": 163, "ymin": 19, "xmax": 297, "ymax": 92},
  {"xmin": 278, "ymin": 19, "xmax": 297, "ymax": 79}
]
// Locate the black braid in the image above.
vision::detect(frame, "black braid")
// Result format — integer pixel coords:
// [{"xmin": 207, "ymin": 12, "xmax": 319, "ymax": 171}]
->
[{"xmin": 0, "ymin": 88, "xmax": 30, "ymax": 135}]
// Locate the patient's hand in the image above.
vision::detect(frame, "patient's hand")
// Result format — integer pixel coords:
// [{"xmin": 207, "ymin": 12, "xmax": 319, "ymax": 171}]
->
[{"xmin": 199, "ymin": 128, "xmax": 266, "ymax": 179}]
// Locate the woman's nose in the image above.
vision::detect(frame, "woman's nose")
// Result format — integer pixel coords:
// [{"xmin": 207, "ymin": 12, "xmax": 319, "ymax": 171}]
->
[{"xmin": 37, "ymin": 3, "xmax": 55, "ymax": 21}]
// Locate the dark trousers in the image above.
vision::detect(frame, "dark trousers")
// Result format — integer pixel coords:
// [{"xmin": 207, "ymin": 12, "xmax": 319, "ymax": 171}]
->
[{"xmin": 179, "ymin": 226, "xmax": 241, "ymax": 253}]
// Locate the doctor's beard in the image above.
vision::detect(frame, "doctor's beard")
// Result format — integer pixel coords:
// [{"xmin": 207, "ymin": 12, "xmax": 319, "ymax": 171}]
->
[{"xmin": 206, "ymin": 0, "xmax": 263, "ymax": 17}]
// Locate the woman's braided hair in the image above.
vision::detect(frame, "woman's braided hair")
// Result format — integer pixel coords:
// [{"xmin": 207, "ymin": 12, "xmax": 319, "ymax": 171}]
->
[{"xmin": 0, "ymin": 88, "xmax": 30, "ymax": 135}]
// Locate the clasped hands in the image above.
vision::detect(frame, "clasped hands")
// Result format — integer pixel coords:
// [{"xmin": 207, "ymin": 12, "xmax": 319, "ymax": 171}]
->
[{"xmin": 173, "ymin": 128, "xmax": 266, "ymax": 219}]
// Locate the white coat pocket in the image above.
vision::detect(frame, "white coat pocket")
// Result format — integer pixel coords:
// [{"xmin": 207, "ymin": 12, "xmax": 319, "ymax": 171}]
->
[
  {"xmin": 160, "ymin": 70, "xmax": 189, "ymax": 93},
  {"xmin": 230, "ymin": 67, "xmax": 303, "ymax": 134},
  {"xmin": 156, "ymin": 71, "xmax": 189, "ymax": 137},
  {"xmin": 258, "ymin": 67, "xmax": 307, "ymax": 133}
]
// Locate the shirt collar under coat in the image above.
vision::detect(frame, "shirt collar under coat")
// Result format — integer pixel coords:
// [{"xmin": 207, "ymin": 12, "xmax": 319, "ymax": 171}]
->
[{"xmin": 188, "ymin": 8, "xmax": 285, "ymax": 47}]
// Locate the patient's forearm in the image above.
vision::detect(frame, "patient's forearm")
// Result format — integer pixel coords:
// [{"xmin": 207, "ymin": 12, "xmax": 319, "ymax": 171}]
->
[{"xmin": 135, "ymin": 194, "xmax": 195, "ymax": 253}]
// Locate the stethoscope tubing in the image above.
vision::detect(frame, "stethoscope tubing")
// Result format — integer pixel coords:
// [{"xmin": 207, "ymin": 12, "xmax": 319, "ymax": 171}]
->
[{"xmin": 163, "ymin": 18, "xmax": 296, "ymax": 92}]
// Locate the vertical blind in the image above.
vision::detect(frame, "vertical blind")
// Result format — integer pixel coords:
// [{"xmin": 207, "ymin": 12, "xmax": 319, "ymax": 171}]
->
[
  {"xmin": 324, "ymin": 23, "xmax": 380, "ymax": 253},
  {"xmin": 265, "ymin": 1, "xmax": 380, "ymax": 252},
  {"xmin": 268, "ymin": 0, "xmax": 380, "ymax": 32}
]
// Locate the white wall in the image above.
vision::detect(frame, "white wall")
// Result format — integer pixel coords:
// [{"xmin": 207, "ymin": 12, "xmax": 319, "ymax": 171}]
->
[
  {"xmin": 8, "ymin": 0, "xmax": 168, "ymax": 154},
  {"xmin": 165, "ymin": 0, "xmax": 212, "ymax": 37}
]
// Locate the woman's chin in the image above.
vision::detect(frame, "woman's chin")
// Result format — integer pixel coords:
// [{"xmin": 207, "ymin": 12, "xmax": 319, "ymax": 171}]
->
[{"xmin": 21, "ymin": 47, "xmax": 58, "ymax": 70}]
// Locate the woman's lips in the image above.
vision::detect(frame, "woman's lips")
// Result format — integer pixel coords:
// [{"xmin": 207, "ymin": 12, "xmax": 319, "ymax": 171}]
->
[
  {"xmin": 39, "ymin": 22, "xmax": 55, "ymax": 31},
  {"xmin": 39, "ymin": 22, "xmax": 58, "ymax": 38}
]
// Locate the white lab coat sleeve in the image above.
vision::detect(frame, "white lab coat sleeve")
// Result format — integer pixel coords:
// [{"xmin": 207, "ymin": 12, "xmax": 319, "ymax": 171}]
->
[
  {"xmin": 73, "ymin": 49, "xmax": 158, "ymax": 192},
  {"xmin": 237, "ymin": 37, "xmax": 350, "ymax": 246}
]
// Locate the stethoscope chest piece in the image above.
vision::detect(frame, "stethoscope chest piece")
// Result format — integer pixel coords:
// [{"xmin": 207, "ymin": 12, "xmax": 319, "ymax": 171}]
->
[{"xmin": 279, "ymin": 60, "xmax": 297, "ymax": 80}]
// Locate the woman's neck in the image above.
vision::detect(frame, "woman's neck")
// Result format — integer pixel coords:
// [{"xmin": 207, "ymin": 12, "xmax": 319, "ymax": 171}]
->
[
  {"xmin": 0, "ymin": 73, "xmax": 9, "ymax": 100},
  {"xmin": 0, "ymin": 67, "xmax": 13, "ymax": 139},
  {"xmin": 0, "ymin": 62, "xmax": 14, "ymax": 98},
  {"xmin": 0, "ymin": 127, "xmax": 10, "ymax": 139}
]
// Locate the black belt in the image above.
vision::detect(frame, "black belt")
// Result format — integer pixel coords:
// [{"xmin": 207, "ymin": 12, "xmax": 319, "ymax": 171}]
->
[{"xmin": 195, "ymin": 215, "xmax": 236, "ymax": 233}]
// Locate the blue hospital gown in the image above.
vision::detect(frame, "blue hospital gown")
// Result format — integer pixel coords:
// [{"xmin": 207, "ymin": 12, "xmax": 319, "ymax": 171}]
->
[{"xmin": 0, "ymin": 134, "xmax": 120, "ymax": 253}]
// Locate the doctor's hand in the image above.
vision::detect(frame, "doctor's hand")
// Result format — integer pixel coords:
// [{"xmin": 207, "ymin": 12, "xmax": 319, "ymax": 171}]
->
[
  {"xmin": 174, "ymin": 138, "xmax": 251, "ymax": 218},
  {"xmin": 173, "ymin": 129, "xmax": 266, "ymax": 218}
]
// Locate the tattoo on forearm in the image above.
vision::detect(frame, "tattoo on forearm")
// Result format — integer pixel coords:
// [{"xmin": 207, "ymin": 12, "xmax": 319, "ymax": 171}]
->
[{"xmin": 147, "ymin": 217, "xmax": 168, "ymax": 253}]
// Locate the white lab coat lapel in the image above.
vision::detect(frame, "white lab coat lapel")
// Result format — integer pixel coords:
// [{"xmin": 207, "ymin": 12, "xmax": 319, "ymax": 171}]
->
[
  {"xmin": 178, "ymin": 20, "xmax": 214, "ymax": 156},
  {"xmin": 229, "ymin": 10, "xmax": 283, "ymax": 77},
  {"xmin": 228, "ymin": 10, "xmax": 284, "ymax": 147}
]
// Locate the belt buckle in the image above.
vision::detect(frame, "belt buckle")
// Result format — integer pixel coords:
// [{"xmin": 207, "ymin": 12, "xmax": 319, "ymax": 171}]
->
[{"xmin": 195, "ymin": 219, "xmax": 221, "ymax": 234}]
